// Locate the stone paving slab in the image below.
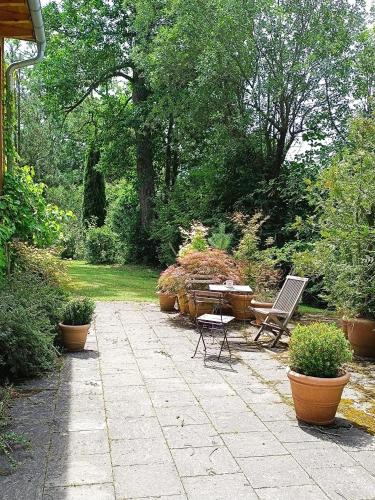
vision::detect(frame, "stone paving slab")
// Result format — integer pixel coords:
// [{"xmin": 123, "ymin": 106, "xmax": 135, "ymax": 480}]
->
[{"xmin": 1, "ymin": 301, "xmax": 375, "ymax": 500}]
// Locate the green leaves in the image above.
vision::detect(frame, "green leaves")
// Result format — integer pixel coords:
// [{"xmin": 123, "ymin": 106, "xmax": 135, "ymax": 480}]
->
[
  {"xmin": 0, "ymin": 166, "xmax": 70, "ymax": 265},
  {"xmin": 289, "ymin": 323, "xmax": 352, "ymax": 378}
]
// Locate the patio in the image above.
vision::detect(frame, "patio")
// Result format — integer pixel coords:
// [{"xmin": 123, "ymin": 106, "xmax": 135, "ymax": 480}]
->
[{"xmin": 1, "ymin": 301, "xmax": 375, "ymax": 500}]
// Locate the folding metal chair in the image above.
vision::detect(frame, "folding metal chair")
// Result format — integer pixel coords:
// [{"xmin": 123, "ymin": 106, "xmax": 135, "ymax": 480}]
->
[
  {"xmin": 251, "ymin": 275, "xmax": 308, "ymax": 347},
  {"xmin": 191, "ymin": 290, "xmax": 235, "ymax": 360}
]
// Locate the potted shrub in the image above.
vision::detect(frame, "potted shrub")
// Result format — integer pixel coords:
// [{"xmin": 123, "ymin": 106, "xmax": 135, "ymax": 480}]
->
[
  {"xmin": 59, "ymin": 297, "xmax": 95, "ymax": 352},
  {"xmin": 287, "ymin": 323, "xmax": 352, "ymax": 425},
  {"xmin": 312, "ymin": 117, "xmax": 375, "ymax": 358},
  {"xmin": 157, "ymin": 265, "xmax": 187, "ymax": 312},
  {"xmin": 177, "ymin": 249, "xmax": 245, "ymax": 319}
]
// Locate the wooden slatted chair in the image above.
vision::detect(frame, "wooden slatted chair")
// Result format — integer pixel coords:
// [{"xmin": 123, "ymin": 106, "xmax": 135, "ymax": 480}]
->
[
  {"xmin": 191, "ymin": 291, "xmax": 235, "ymax": 360},
  {"xmin": 251, "ymin": 275, "xmax": 308, "ymax": 347}
]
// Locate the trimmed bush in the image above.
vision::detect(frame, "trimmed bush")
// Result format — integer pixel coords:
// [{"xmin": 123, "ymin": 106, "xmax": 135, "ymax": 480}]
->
[
  {"xmin": 0, "ymin": 245, "xmax": 68, "ymax": 381},
  {"xmin": 85, "ymin": 226, "xmax": 117, "ymax": 264},
  {"xmin": 289, "ymin": 323, "xmax": 352, "ymax": 378},
  {"xmin": 62, "ymin": 297, "xmax": 95, "ymax": 326}
]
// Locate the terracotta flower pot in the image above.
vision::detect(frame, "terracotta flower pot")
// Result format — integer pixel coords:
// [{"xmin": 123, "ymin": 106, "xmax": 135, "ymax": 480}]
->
[
  {"xmin": 158, "ymin": 292, "xmax": 176, "ymax": 312},
  {"xmin": 177, "ymin": 292, "xmax": 189, "ymax": 314},
  {"xmin": 341, "ymin": 318, "xmax": 348, "ymax": 339},
  {"xmin": 59, "ymin": 323, "xmax": 90, "ymax": 352},
  {"xmin": 347, "ymin": 318, "xmax": 375, "ymax": 358},
  {"xmin": 188, "ymin": 297, "xmax": 214, "ymax": 319},
  {"xmin": 228, "ymin": 293, "xmax": 255, "ymax": 320},
  {"xmin": 251, "ymin": 300, "xmax": 273, "ymax": 325},
  {"xmin": 288, "ymin": 369, "xmax": 350, "ymax": 425}
]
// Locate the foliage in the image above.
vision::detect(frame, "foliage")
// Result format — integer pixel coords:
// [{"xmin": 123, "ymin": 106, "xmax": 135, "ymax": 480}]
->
[
  {"xmin": 62, "ymin": 297, "xmax": 95, "ymax": 326},
  {"xmin": 12, "ymin": 242, "xmax": 69, "ymax": 288},
  {"xmin": 84, "ymin": 226, "xmax": 118, "ymax": 265},
  {"xmin": 178, "ymin": 249, "xmax": 245, "ymax": 287},
  {"xmin": 233, "ymin": 212, "xmax": 281, "ymax": 297},
  {"xmin": 82, "ymin": 145, "xmax": 106, "ymax": 227},
  {"xmin": 65, "ymin": 260, "xmax": 159, "ymax": 302},
  {"xmin": 178, "ymin": 222, "xmax": 209, "ymax": 257},
  {"xmin": 208, "ymin": 223, "xmax": 232, "ymax": 251},
  {"xmin": 289, "ymin": 323, "xmax": 352, "ymax": 378},
  {"xmin": 314, "ymin": 116, "xmax": 375, "ymax": 319},
  {"xmin": 106, "ymin": 180, "xmax": 143, "ymax": 263},
  {"xmin": 157, "ymin": 265, "xmax": 187, "ymax": 294},
  {"xmin": 0, "ymin": 166, "xmax": 71, "ymax": 269},
  {"xmin": 0, "ymin": 269, "xmax": 66, "ymax": 381}
]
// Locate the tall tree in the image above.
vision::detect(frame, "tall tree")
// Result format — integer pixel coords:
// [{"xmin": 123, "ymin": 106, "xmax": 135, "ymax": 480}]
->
[
  {"xmin": 82, "ymin": 144, "xmax": 106, "ymax": 227},
  {"xmin": 34, "ymin": 0, "xmax": 160, "ymax": 236}
]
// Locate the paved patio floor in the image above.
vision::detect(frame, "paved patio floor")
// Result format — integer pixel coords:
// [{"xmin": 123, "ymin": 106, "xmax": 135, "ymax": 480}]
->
[{"xmin": 1, "ymin": 302, "xmax": 375, "ymax": 500}]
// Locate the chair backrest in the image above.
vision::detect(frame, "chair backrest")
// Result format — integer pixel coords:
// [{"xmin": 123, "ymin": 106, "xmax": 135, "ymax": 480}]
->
[
  {"xmin": 191, "ymin": 290, "xmax": 225, "ymax": 320},
  {"xmin": 272, "ymin": 275, "xmax": 308, "ymax": 319},
  {"xmin": 187, "ymin": 275, "xmax": 218, "ymax": 291}
]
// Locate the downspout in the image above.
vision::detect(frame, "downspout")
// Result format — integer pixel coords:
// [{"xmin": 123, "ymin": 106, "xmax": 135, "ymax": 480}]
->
[{"xmin": 5, "ymin": 0, "xmax": 45, "ymax": 168}]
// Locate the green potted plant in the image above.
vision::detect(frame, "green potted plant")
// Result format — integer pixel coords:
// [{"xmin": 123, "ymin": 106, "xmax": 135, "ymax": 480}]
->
[
  {"xmin": 59, "ymin": 297, "xmax": 95, "ymax": 352},
  {"xmin": 287, "ymin": 323, "xmax": 352, "ymax": 425},
  {"xmin": 315, "ymin": 117, "xmax": 375, "ymax": 358}
]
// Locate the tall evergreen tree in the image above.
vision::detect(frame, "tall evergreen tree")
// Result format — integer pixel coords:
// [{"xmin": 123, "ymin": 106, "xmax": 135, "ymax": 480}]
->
[{"xmin": 82, "ymin": 145, "xmax": 106, "ymax": 227}]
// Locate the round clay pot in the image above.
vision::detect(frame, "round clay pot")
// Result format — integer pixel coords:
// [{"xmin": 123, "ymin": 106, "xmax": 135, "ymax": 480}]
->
[
  {"xmin": 347, "ymin": 318, "xmax": 375, "ymax": 358},
  {"xmin": 59, "ymin": 323, "xmax": 90, "ymax": 352},
  {"xmin": 177, "ymin": 292, "xmax": 189, "ymax": 314},
  {"xmin": 287, "ymin": 369, "xmax": 350, "ymax": 425},
  {"xmin": 159, "ymin": 293, "xmax": 176, "ymax": 312},
  {"xmin": 228, "ymin": 293, "xmax": 255, "ymax": 320},
  {"xmin": 188, "ymin": 297, "xmax": 214, "ymax": 319},
  {"xmin": 341, "ymin": 318, "xmax": 348, "ymax": 339},
  {"xmin": 251, "ymin": 300, "xmax": 273, "ymax": 325}
]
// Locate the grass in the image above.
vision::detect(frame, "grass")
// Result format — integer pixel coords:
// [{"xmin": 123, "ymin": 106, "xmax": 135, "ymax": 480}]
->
[
  {"xmin": 64, "ymin": 260, "xmax": 159, "ymax": 302},
  {"xmin": 299, "ymin": 304, "xmax": 336, "ymax": 316}
]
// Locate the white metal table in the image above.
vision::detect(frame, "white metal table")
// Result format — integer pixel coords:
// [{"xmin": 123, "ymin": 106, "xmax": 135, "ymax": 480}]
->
[{"xmin": 209, "ymin": 284, "xmax": 253, "ymax": 293}]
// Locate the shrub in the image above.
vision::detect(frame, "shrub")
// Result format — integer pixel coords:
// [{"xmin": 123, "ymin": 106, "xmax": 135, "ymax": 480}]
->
[
  {"xmin": 313, "ymin": 116, "xmax": 375, "ymax": 319},
  {"xmin": 289, "ymin": 323, "xmax": 352, "ymax": 378},
  {"xmin": 12, "ymin": 242, "xmax": 69, "ymax": 288},
  {"xmin": 0, "ymin": 166, "xmax": 71, "ymax": 270},
  {"xmin": 232, "ymin": 211, "xmax": 281, "ymax": 297},
  {"xmin": 178, "ymin": 222, "xmax": 209, "ymax": 257},
  {"xmin": 62, "ymin": 297, "xmax": 95, "ymax": 326},
  {"xmin": 107, "ymin": 180, "xmax": 147, "ymax": 263},
  {"xmin": 157, "ymin": 265, "xmax": 188, "ymax": 294},
  {"xmin": 0, "ymin": 272, "xmax": 65, "ymax": 380},
  {"xmin": 85, "ymin": 225, "xmax": 118, "ymax": 264},
  {"xmin": 0, "ymin": 245, "xmax": 68, "ymax": 381},
  {"xmin": 208, "ymin": 223, "xmax": 232, "ymax": 251}
]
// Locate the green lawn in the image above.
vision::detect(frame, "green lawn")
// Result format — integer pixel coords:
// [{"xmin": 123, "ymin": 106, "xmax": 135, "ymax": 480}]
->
[{"xmin": 65, "ymin": 260, "xmax": 159, "ymax": 302}]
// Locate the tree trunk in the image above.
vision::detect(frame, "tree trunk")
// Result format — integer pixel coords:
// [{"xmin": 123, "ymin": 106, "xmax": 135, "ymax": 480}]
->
[{"xmin": 132, "ymin": 69, "xmax": 155, "ymax": 231}]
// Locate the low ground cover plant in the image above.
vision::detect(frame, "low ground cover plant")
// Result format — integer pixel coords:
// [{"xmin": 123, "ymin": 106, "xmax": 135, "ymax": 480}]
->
[
  {"xmin": 289, "ymin": 323, "xmax": 352, "ymax": 378},
  {"xmin": 0, "ymin": 245, "xmax": 68, "ymax": 381}
]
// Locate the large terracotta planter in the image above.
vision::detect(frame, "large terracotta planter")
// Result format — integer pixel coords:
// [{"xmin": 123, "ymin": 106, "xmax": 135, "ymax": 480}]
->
[
  {"xmin": 229, "ymin": 293, "xmax": 255, "ymax": 320},
  {"xmin": 341, "ymin": 318, "xmax": 348, "ymax": 339},
  {"xmin": 188, "ymin": 297, "xmax": 214, "ymax": 319},
  {"xmin": 177, "ymin": 292, "xmax": 189, "ymax": 314},
  {"xmin": 251, "ymin": 300, "xmax": 273, "ymax": 325},
  {"xmin": 288, "ymin": 369, "xmax": 350, "ymax": 425},
  {"xmin": 159, "ymin": 292, "xmax": 176, "ymax": 312},
  {"xmin": 347, "ymin": 318, "xmax": 375, "ymax": 358},
  {"xmin": 59, "ymin": 323, "xmax": 90, "ymax": 352}
]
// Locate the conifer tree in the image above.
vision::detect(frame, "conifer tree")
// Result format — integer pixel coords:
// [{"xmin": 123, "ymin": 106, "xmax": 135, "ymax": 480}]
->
[{"xmin": 82, "ymin": 145, "xmax": 106, "ymax": 227}]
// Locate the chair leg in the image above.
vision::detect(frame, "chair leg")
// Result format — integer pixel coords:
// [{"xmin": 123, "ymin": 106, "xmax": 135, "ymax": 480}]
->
[
  {"xmin": 218, "ymin": 328, "xmax": 231, "ymax": 360},
  {"xmin": 192, "ymin": 325, "xmax": 206, "ymax": 358},
  {"xmin": 271, "ymin": 328, "xmax": 284, "ymax": 348},
  {"xmin": 254, "ymin": 322, "xmax": 266, "ymax": 341}
]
